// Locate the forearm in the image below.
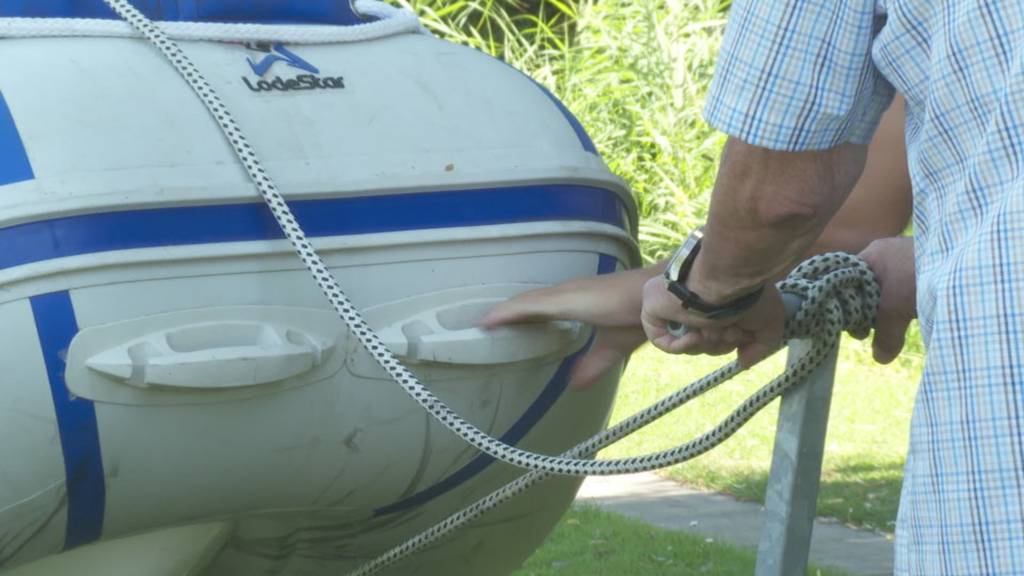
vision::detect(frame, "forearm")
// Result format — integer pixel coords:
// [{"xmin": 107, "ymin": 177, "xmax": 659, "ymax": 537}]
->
[
  {"xmin": 805, "ymin": 97, "xmax": 911, "ymax": 257},
  {"xmin": 691, "ymin": 138, "xmax": 869, "ymax": 302}
]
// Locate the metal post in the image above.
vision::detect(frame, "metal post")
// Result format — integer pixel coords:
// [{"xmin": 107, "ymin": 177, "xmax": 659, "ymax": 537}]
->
[{"xmin": 754, "ymin": 336, "xmax": 841, "ymax": 576}]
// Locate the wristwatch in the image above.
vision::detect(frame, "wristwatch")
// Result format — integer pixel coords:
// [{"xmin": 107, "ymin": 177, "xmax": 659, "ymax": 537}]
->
[{"xmin": 663, "ymin": 227, "xmax": 765, "ymax": 320}]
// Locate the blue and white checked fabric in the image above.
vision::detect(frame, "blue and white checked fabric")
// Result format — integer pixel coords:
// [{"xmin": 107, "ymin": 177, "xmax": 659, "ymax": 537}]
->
[{"xmin": 705, "ymin": 1, "xmax": 1024, "ymax": 574}]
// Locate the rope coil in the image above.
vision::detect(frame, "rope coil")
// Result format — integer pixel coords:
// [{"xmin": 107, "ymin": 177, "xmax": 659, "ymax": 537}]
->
[{"xmin": 44, "ymin": 2, "xmax": 882, "ymax": 573}]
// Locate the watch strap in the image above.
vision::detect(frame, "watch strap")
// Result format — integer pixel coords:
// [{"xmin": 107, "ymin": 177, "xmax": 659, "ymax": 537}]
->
[{"xmin": 664, "ymin": 228, "xmax": 765, "ymax": 320}]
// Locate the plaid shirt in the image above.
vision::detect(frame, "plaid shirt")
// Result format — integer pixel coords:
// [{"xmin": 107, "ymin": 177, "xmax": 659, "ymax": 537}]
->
[{"xmin": 705, "ymin": 1, "xmax": 1024, "ymax": 574}]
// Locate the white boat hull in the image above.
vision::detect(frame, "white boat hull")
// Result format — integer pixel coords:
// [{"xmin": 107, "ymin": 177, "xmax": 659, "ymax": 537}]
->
[{"xmin": 0, "ymin": 11, "xmax": 638, "ymax": 574}]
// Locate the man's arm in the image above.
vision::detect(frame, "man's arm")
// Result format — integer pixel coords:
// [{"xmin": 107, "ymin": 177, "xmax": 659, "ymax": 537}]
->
[
  {"xmin": 641, "ymin": 139, "xmax": 869, "ymax": 366},
  {"xmin": 804, "ymin": 96, "xmax": 911, "ymax": 258},
  {"xmin": 641, "ymin": 0, "xmax": 892, "ymax": 365},
  {"xmin": 691, "ymin": 139, "xmax": 869, "ymax": 302}
]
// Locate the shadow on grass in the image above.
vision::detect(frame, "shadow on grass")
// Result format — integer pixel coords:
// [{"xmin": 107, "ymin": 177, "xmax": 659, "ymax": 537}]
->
[
  {"xmin": 517, "ymin": 506, "xmax": 851, "ymax": 576},
  {"xmin": 665, "ymin": 459, "xmax": 905, "ymax": 533}
]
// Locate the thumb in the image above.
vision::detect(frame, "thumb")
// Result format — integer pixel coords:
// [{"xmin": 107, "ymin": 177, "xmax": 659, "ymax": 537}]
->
[
  {"xmin": 569, "ymin": 329, "xmax": 645, "ymax": 389},
  {"xmin": 735, "ymin": 336, "xmax": 768, "ymax": 370},
  {"xmin": 872, "ymin": 313, "xmax": 911, "ymax": 364},
  {"xmin": 569, "ymin": 346, "xmax": 626, "ymax": 391}
]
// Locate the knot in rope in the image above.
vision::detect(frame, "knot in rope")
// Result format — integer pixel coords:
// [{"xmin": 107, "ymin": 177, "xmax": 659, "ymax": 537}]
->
[{"xmin": 779, "ymin": 252, "xmax": 880, "ymax": 344}]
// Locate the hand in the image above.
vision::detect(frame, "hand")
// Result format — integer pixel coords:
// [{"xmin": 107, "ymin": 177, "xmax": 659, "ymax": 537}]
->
[
  {"xmin": 858, "ymin": 237, "xmax": 916, "ymax": 364},
  {"xmin": 479, "ymin": 268, "xmax": 657, "ymax": 389},
  {"xmin": 640, "ymin": 276, "xmax": 785, "ymax": 369}
]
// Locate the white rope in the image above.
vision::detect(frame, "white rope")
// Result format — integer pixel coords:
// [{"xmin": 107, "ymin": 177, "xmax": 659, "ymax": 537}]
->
[
  {"xmin": 0, "ymin": 0, "xmax": 423, "ymax": 42},
  {"xmin": 77, "ymin": 2, "xmax": 882, "ymax": 573}
]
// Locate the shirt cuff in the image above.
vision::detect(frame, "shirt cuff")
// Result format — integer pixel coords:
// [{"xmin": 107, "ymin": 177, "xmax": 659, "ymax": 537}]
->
[{"xmin": 703, "ymin": 0, "xmax": 895, "ymax": 150}]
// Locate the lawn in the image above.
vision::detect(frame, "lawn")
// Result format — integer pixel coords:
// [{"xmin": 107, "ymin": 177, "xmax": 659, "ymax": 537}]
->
[
  {"xmin": 506, "ymin": 331, "xmax": 919, "ymax": 576},
  {"xmin": 513, "ymin": 505, "xmax": 850, "ymax": 576},
  {"xmin": 504, "ymin": 331, "xmax": 920, "ymax": 576},
  {"xmin": 602, "ymin": 331, "xmax": 922, "ymax": 533}
]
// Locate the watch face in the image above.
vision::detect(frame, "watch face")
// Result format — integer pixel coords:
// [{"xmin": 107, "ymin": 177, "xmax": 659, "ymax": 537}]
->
[
  {"xmin": 662, "ymin": 226, "xmax": 763, "ymax": 318},
  {"xmin": 665, "ymin": 244, "xmax": 689, "ymax": 283},
  {"xmin": 665, "ymin": 227, "xmax": 704, "ymax": 282}
]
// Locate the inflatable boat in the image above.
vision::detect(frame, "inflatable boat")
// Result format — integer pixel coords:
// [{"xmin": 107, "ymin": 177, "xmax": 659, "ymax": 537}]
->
[{"xmin": 0, "ymin": 2, "xmax": 640, "ymax": 574}]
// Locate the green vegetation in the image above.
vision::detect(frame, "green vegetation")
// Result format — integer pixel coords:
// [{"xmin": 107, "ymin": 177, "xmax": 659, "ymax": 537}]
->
[
  {"xmin": 604, "ymin": 335, "xmax": 920, "ymax": 532},
  {"xmin": 390, "ymin": 0, "xmax": 577, "ymax": 64},
  {"xmin": 512, "ymin": 505, "xmax": 850, "ymax": 576}
]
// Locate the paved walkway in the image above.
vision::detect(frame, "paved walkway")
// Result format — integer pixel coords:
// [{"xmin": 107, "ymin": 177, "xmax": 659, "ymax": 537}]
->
[{"xmin": 576, "ymin": 473, "xmax": 894, "ymax": 576}]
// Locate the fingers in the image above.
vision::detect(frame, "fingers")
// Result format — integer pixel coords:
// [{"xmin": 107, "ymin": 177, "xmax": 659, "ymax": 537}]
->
[
  {"xmin": 678, "ymin": 326, "xmax": 753, "ymax": 357},
  {"xmin": 641, "ymin": 278, "xmax": 785, "ymax": 370},
  {"xmin": 642, "ymin": 324, "xmax": 751, "ymax": 359},
  {"xmin": 478, "ymin": 301, "xmax": 538, "ymax": 329},
  {"xmin": 737, "ymin": 340, "xmax": 774, "ymax": 369},
  {"xmin": 640, "ymin": 276, "xmax": 712, "ymax": 353},
  {"xmin": 568, "ymin": 327, "xmax": 647, "ymax": 390},
  {"xmin": 857, "ymin": 237, "xmax": 917, "ymax": 365},
  {"xmin": 569, "ymin": 347, "xmax": 625, "ymax": 390},
  {"xmin": 649, "ymin": 330, "xmax": 690, "ymax": 354},
  {"xmin": 872, "ymin": 311, "xmax": 911, "ymax": 364},
  {"xmin": 482, "ymin": 267, "xmax": 658, "ymax": 330},
  {"xmin": 479, "ymin": 287, "xmax": 562, "ymax": 329}
]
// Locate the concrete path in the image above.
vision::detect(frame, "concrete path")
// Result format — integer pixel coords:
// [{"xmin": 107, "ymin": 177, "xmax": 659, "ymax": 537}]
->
[{"xmin": 576, "ymin": 473, "xmax": 894, "ymax": 576}]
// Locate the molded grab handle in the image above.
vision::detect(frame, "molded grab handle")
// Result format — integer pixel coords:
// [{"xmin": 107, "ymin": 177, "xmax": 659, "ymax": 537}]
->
[
  {"xmin": 376, "ymin": 299, "xmax": 580, "ymax": 365},
  {"xmin": 86, "ymin": 321, "xmax": 334, "ymax": 390}
]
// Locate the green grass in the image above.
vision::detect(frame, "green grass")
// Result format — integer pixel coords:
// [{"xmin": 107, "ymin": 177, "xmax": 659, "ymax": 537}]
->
[
  {"xmin": 566, "ymin": 0, "xmax": 729, "ymax": 260},
  {"xmin": 602, "ymin": 334, "xmax": 921, "ymax": 533},
  {"xmin": 512, "ymin": 505, "xmax": 850, "ymax": 576}
]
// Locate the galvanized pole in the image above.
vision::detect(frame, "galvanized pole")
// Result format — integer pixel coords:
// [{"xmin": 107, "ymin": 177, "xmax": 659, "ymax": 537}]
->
[{"xmin": 754, "ymin": 336, "xmax": 841, "ymax": 576}]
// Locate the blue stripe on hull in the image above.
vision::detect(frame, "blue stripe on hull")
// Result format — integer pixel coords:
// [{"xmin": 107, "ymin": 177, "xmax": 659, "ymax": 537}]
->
[
  {"xmin": 0, "ymin": 185, "xmax": 629, "ymax": 272},
  {"xmin": 0, "ymin": 92, "xmax": 34, "ymax": 187},
  {"xmin": 30, "ymin": 292, "xmax": 105, "ymax": 550},
  {"xmin": 0, "ymin": 1, "xmax": 365, "ymax": 25},
  {"xmin": 375, "ymin": 253, "xmax": 619, "ymax": 516},
  {"xmin": 16, "ymin": 185, "xmax": 627, "ymax": 540}
]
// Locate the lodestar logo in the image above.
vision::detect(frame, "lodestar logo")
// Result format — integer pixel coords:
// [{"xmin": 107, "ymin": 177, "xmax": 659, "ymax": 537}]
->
[
  {"xmin": 242, "ymin": 43, "xmax": 345, "ymax": 93},
  {"xmin": 247, "ymin": 43, "xmax": 320, "ymax": 77}
]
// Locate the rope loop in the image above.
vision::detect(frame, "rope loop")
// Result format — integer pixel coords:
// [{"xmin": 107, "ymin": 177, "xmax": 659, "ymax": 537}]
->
[{"xmin": 780, "ymin": 252, "xmax": 879, "ymax": 342}]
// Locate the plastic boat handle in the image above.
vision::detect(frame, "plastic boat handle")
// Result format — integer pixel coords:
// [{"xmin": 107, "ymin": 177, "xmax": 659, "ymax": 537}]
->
[
  {"xmin": 376, "ymin": 299, "xmax": 581, "ymax": 365},
  {"xmin": 86, "ymin": 321, "xmax": 334, "ymax": 390}
]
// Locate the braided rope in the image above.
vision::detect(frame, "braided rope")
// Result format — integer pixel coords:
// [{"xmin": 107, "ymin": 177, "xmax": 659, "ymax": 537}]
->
[
  {"xmin": 82, "ymin": 3, "xmax": 881, "ymax": 573},
  {"xmin": 0, "ymin": 0, "xmax": 423, "ymax": 43}
]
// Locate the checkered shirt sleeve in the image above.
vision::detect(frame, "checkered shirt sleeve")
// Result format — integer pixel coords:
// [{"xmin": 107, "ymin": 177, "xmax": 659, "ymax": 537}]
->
[{"xmin": 704, "ymin": 0, "xmax": 895, "ymax": 150}]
